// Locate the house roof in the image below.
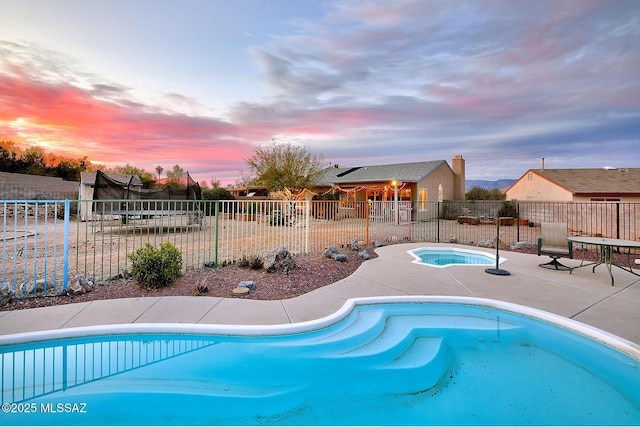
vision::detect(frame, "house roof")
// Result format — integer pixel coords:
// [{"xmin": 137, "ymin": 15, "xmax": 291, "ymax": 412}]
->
[
  {"xmin": 80, "ymin": 172, "xmax": 143, "ymax": 186},
  {"xmin": 320, "ymin": 160, "xmax": 449, "ymax": 185},
  {"xmin": 529, "ymin": 168, "xmax": 640, "ymax": 195}
]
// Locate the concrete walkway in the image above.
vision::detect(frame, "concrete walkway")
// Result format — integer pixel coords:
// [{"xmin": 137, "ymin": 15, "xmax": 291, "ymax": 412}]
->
[{"xmin": 1, "ymin": 243, "xmax": 639, "ymax": 345}]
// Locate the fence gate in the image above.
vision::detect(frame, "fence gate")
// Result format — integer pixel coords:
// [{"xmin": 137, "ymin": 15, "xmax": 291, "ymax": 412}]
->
[{"xmin": 1, "ymin": 200, "xmax": 69, "ymax": 298}]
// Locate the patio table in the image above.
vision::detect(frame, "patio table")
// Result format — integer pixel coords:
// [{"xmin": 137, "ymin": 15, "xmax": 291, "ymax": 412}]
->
[{"xmin": 567, "ymin": 236, "xmax": 640, "ymax": 286}]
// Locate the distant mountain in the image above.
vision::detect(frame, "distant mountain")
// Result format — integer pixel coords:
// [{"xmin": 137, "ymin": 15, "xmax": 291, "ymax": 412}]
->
[{"xmin": 465, "ymin": 179, "xmax": 516, "ymax": 191}]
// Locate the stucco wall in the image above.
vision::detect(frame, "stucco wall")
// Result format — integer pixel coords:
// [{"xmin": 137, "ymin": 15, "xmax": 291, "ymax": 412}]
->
[
  {"xmin": 0, "ymin": 171, "xmax": 79, "ymax": 201},
  {"xmin": 506, "ymin": 172, "xmax": 573, "ymax": 201},
  {"xmin": 417, "ymin": 163, "xmax": 455, "ymax": 201}
]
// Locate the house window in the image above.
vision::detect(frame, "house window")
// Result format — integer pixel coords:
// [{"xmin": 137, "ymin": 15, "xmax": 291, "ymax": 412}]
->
[
  {"xmin": 418, "ymin": 189, "xmax": 428, "ymax": 210},
  {"xmin": 438, "ymin": 184, "xmax": 443, "ymax": 202},
  {"xmin": 527, "ymin": 173, "xmax": 533, "ymax": 181},
  {"xmin": 590, "ymin": 198, "xmax": 621, "ymax": 202}
]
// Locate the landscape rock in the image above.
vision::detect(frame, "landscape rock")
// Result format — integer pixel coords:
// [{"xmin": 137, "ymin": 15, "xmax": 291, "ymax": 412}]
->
[
  {"xmin": 511, "ymin": 241, "xmax": 535, "ymax": 250},
  {"xmin": 358, "ymin": 250, "xmax": 370, "ymax": 260},
  {"xmin": 322, "ymin": 246, "xmax": 339, "ymax": 259},
  {"xmin": 238, "ymin": 280, "xmax": 256, "ymax": 291},
  {"xmin": 16, "ymin": 279, "xmax": 47, "ymax": 295},
  {"xmin": 374, "ymin": 240, "xmax": 384, "ymax": 247},
  {"xmin": 0, "ymin": 282, "xmax": 13, "ymax": 306},
  {"xmin": 350, "ymin": 240, "xmax": 360, "ymax": 251},
  {"xmin": 477, "ymin": 240, "xmax": 495, "ymax": 248},
  {"xmin": 334, "ymin": 254, "xmax": 348, "ymax": 262},
  {"xmin": 448, "ymin": 237, "xmax": 459, "ymax": 244},
  {"xmin": 264, "ymin": 246, "xmax": 296, "ymax": 273},
  {"xmin": 67, "ymin": 274, "xmax": 94, "ymax": 295}
]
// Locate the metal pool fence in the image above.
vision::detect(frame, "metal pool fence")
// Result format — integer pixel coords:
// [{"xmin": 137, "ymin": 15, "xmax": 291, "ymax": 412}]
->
[{"xmin": 2, "ymin": 199, "xmax": 639, "ymax": 297}]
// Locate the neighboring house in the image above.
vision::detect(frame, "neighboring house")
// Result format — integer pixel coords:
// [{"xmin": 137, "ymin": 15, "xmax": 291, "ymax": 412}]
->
[
  {"xmin": 78, "ymin": 172, "xmax": 143, "ymax": 221},
  {"xmin": 319, "ymin": 155, "xmax": 466, "ymax": 202},
  {"xmin": 229, "ymin": 186, "xmax": 269, "ymax": 199},
  {"xmin": 314, "ymin": 155, "xmax": 466, "ymax": 221},
  {"xmin": 0, "ymin": 171, "xmax": 79, "ymax": 201},
  {"xmin": 226, "ymin": 155, "xmax": 466, "ymax": 220},
  {"xmin": 506, "ymin": 166, "xmax": 640, "ymax": 202}
]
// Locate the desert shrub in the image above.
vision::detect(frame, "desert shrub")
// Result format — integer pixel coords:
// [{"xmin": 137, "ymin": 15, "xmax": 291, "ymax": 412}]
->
[
  {"xmin": 127, "ymin": 242, "xmax": 183, "ymax": 289},
  {"xmin": 201, "ymin": 188, "xmax": 235, "ymax": 215},
  {"xmin": 249, "ymin": 255, "xmax": 264, "ymax": 269},
  {"xmin": 236, "ymin": 254, "xmax": 264, "ymax": 269},
  {"xmin": 498, "ymin": 200, "xmax": 518, "ymax": 218}
]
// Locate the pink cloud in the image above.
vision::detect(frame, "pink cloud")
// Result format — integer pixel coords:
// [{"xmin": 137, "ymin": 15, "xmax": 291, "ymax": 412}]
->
[{"xmin": 0, "ymin": 72, "xmax": 257, "ymax": 183}]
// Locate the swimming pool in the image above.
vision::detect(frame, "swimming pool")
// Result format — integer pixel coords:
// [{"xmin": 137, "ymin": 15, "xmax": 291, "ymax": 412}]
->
[
  {"xmin": 409, "ymin": 247, "xmax": 505, "ymax": 267},
  {"xmin": 1, "ymin": 296, "xmax": 638, "ymax": 425}
]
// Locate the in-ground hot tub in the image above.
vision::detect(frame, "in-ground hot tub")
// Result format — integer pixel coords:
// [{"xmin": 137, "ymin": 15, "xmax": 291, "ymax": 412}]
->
[{"xmin": 408, "ymin": 246, "xmax": 506, "ymax": 268}]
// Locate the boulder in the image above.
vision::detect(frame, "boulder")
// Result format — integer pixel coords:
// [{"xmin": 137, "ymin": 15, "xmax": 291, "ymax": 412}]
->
[
  {"xmin": 0, "ymin": 282, "xmax": 13, "ymax": 306},
  {"xmin": 67, "ymin": 275, "xmax": 94, "ymax": 295},
  {"xmin": 334, "ymin": 254, "xmax": 348, "ymax": 262},
  {"xmin": 16, "ymin": 279, "xmax": 47, "ymax": 295},
  {"xmin": 322, "ymin": 246, "xmax": 339, "ymax": 259},
  {"xmin": 238, "ymin": 280, "xmax": 256, "ymax": 291},
  {"xmin": 264, "ymin": 246, "xmax": 296, "ymax": 273},
  {"xmin": 350, "ymin": 240, "xmax": 360, "ymax": 251},
  {"xmin": 477, "ymin": 240, "xmax": 495, "ymax": 248},
  {"xmin": 511, "ymin": 241, "xmax": 535, "ymax": 250},
  {"xmin": 358, "ymin": 250, "xmax": 371, "ymax": 260}
]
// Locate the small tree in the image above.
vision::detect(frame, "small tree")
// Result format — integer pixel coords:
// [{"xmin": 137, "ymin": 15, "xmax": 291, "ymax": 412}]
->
[
  {"xmin": 165, "ymin": 164, "xmax": 186, "ymax": 188},
  {"xmin": 465, "ymin": 186, "xmax": 505, "ymax": 201},
  {"xmin": 111, "ymin": 163, "xmax": 154, "ymax": 183},
  {"xmin": 245, "ymin": 140, "xmax": 325, "ymax": 193},
  {"xmin": 202, "ymin": 187, "xmax": 235, "ymax": 215}
]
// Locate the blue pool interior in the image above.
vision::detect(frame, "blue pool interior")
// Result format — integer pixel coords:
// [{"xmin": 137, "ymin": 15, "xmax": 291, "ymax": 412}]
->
[
  {"xmin": 409, "ymin": 247, "xmax": 502, "ymax": 267},
  {"xmin": 1, "ymin": 301, "xmax": 639, "ymax": 426}
]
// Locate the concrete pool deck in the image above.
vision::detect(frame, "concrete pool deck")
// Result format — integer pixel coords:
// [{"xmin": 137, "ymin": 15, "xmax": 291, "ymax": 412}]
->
[{"xmin": 1, "ymin": 243, "xmax": 639, "ymax": 346}]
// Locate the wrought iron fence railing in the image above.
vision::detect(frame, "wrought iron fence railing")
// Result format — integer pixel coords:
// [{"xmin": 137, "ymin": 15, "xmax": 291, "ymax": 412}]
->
[{"xmin": 2, "ymin": 199, "xmax": 639, "ymax": 297}]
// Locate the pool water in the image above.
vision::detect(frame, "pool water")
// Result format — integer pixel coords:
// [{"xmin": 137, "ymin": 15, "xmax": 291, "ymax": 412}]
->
[
  {"xmin": 409, "ymin": 247, "xmax": 503, "ymax": 267},
  {"xmin": 1, "ymin": 298, "xmax": 639, "ymax": 425}
]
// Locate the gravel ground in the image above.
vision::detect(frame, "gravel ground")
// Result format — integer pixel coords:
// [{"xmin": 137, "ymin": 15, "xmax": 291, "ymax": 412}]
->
[
  {"xmin": 3, "ymin": 245, "xmax": 638, "ymax": 312},
  {"xmin": 3, "ymin": 246, "xmax": 378, "ymax": 311}
]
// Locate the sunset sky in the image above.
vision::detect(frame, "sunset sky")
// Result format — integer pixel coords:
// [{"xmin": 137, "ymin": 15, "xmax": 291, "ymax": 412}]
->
[{"xmin": 1, "ymin": 0, "xmax": 638, "ymax": 186}]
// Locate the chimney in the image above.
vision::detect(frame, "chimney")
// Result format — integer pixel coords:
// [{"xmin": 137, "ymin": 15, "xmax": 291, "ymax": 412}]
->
[
  {"xmin": 452, "ymin": 154, "xmax": 465, "ymax": 200},
  {"xmin": 541, "ymin": 157, "xmax": 545, "ymax": 171}
]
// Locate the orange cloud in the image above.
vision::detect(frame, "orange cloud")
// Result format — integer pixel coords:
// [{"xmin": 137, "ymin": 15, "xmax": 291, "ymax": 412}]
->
[{"xmin": 0, "ymin": 72, "xmax": 257, "ymax": 184}]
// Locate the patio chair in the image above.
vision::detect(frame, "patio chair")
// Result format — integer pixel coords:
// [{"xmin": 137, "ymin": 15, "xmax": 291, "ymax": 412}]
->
[{"xmin": 537, "ymin": 222, "xmax": 573, "ymax": 270}]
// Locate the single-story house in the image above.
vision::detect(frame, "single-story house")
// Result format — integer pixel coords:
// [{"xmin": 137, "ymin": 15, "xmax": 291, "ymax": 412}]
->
[
  {"xmin": 78, "ymin": 172, "xmax": 143, "ymax": 221},
  {"xmin": 319, "ymin": 155, "xmax": 465, "ymax": 200},
  {"xmin": 226, "ymin": 155, "xmax": 466, "ymax": 221},
  {"xmin": 506, "ymin": 166, "xmax": 640, "ymax": 202},
  {"xmin": 314, "ymin": 155, "xmax": 466, "ymax": 221}
]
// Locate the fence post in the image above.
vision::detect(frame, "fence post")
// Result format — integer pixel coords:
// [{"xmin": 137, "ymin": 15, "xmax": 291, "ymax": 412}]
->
[
  {"xmin": 214, "ymin": 200, "xmax": 220, "ymax": 267},
  {"xmin": 305, "ymin": 200, "xmax": 310, "ymax": 253},
  {"xmin": 437, "ymin": 201, "xmax": 441, "ymax": 243},
  {"xmin": 63, "ymin": 199, "xmax": 69, "ymax": 290},
  {"xmin": 516, "ymin": 201, "xmax": 521, "ymax": 242},
  {"xmin": 365, "ymin": 200, "xmax": 370, "ymax": 245}
]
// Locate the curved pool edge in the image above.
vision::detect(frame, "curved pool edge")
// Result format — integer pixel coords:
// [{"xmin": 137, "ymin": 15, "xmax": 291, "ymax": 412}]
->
[
  {"xmin": 1, "ymin": 296, "xmax": 639, "ymax": 360},
  {"xmin": 407, "ymin": 246, "xmax": 507, "ymax": 268}
]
